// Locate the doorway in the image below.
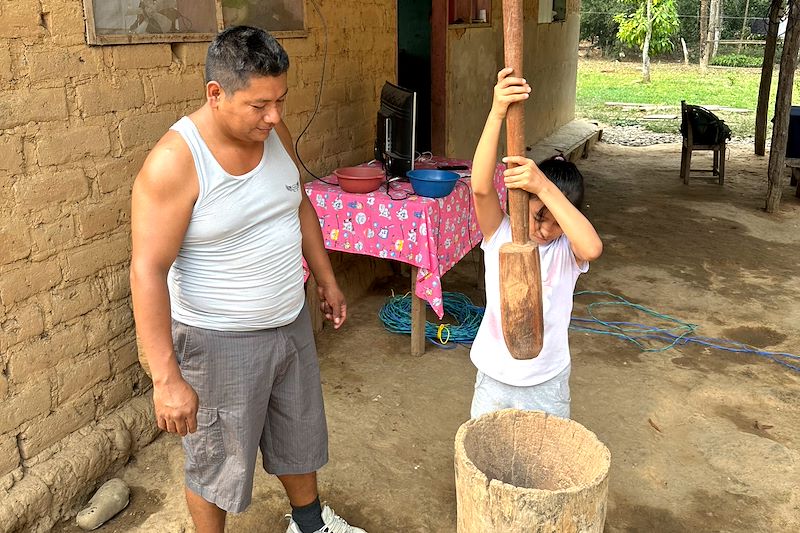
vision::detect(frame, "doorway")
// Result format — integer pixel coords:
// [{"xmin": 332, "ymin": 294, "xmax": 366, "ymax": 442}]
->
[{"xmin": 398, "ymin": 0, "xmax": 432, "ymax": 153}]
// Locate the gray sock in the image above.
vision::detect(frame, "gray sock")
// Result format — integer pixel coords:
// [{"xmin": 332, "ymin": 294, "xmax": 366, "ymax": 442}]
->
[{"xmin": 291, "ymin": 496, "xmax": 324, "ymax": 533}]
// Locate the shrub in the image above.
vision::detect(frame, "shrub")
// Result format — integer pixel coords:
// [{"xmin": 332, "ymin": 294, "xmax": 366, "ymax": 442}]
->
[{"xmin": 710, "ymin": 53, "xmax": 764, "ymax": 67}]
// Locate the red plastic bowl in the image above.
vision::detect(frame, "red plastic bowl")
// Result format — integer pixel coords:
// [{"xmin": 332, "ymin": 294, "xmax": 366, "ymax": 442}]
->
[{"xmin": 333, "ymin": 166, "xmax": 385, "ymax": 193}]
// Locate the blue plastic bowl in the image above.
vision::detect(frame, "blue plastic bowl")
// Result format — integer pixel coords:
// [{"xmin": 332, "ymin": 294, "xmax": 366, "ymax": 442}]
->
[{"xmin": 406, "ymin": 169, "xmax": 460, "ymax": 198}]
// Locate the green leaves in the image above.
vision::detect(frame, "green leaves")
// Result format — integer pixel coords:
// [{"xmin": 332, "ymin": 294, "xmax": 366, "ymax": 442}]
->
[{"xmin": 614, "ymin": 0, "xmax": 680, "ymax": 55}]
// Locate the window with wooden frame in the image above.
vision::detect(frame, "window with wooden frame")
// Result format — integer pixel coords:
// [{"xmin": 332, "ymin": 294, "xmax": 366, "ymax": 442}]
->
[
  {"xmin": 539, "ymin": 0, "xmax": 567, "ymax": 23},
  {"xmin": 82, "ymin": 0, "xmax": 219, "ymax": 45},
  {"xmin": 448, "ymin": 0, "xmax": 491, "ymax": 25},
  {"xmin": 553, "ymin": 0, "xmax": 567, "ymax": 22},
  {"xmin": 82, "ymin": 0, "xmax": 309, "ymax": 45}
]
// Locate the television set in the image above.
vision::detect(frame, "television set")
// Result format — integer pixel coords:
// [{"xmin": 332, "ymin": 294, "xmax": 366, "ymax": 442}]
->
[{"xmin": 374, "ymin": 81, "xmax": 417, "ymax": 178}]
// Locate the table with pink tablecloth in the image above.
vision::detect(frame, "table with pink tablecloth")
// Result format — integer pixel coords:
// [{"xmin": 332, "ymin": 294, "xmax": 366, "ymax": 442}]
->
[{"xmin": 304, "ymin": 156, "xmax": 505, "ymax": 321}]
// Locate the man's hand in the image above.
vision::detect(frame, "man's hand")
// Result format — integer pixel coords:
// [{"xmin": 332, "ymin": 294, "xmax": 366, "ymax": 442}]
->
[
  {"xmin": 317, "ymin": 282, "xmax": 347, "ymax": 329},
  {"xmin": 489, "ymin": 67, "xmax": 531, "ymax": 120},
  {"xmin": 152, "ymin": 376, "xmax": 199, "ymax": 436}
]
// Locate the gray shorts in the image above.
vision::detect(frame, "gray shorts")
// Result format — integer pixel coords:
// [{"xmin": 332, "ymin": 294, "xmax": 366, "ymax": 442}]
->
[
  {"xmin": 470, "ymin": 364, "xmax": 571, "ymax": 419},
  {"xmin": 172, "ymin": 304, "xmax": 328, "ymax": 513}
]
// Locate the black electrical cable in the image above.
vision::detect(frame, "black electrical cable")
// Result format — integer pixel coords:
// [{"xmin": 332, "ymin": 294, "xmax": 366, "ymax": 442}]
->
[{"xmin": 294, "ymin": 0, "xmax": 335, "ymax": 186}]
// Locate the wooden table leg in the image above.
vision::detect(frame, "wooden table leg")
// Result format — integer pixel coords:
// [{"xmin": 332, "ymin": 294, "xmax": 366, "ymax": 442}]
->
[{"xmin": 410, "ymin": 266, "xmax": 426, "ymax": 356}]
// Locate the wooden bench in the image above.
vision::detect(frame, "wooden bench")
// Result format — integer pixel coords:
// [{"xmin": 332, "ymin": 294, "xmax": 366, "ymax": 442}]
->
[
  {"xmin": 784, "ymin": 158, "xmax": 800, "ymax": 198},
  {"xmin": 717, "ymin": 39, "xmax": 767, "ymax": 46}
]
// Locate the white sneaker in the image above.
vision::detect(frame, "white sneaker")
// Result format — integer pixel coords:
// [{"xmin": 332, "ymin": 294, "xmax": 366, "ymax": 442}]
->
[{"xmin": 285, "ymin": 504, "xmax": 367, "ymax": 533}]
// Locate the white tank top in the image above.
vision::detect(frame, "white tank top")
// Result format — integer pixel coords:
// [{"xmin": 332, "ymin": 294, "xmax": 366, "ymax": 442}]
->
[{"xmin": 167, "ymin": 116, "xmax": 305, "ymax": 331}]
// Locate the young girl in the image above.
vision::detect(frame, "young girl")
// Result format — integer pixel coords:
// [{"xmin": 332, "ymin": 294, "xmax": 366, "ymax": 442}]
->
[{"xmin": 469, "ymin": 67, "xmax": 603, "ymax": 419}]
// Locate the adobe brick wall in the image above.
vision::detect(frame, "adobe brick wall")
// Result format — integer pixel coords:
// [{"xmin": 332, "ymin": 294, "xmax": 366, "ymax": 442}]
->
[
  {"xmin": 446, "ymin": 0, "xmax": 581, "ymax": 158},
  {"xmin": 0, "ymin": 0, "xmax": 395, "ymax": 530}
]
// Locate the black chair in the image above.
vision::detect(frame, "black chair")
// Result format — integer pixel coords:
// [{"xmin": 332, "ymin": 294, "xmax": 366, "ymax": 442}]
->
[{"xmin": 680, "ymin": 100, "xmax": 726, "ymax": 185}]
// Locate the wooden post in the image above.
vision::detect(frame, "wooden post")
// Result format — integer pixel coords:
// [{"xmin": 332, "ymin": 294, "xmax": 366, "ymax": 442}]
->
[
  {"xmin": 739, "ymin": 0, "xmax": 751, "ymax": 53},
  {"xmin": 681, "ymin": 37, "xmax": 689, "ymax": 65},
  {"xmin": 766, "ymin": 0, "xmax": 800, "ymax": 212},
  {"xmin": 455, "ymin": 410, "xmax": 611, "ymax": 532},
  {"xmin": 410, "ymin": 267, "xmax": 426, "ymax": 356},
  {"xmin": 755, "ymin": 0, "xmax": 785, "ymax": 156}
]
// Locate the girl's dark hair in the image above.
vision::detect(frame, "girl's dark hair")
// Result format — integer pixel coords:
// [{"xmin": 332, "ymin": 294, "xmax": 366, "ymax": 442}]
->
[
  {"xmin": 205, "ymin": 26, "xmax": 290, "ymax": 95},
  {"xmin": 538, "ymin": 156, "xmax": 585, "ymax": 210}
]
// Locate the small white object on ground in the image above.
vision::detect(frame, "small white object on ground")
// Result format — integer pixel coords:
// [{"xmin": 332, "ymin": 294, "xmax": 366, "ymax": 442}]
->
[{"xmin": 75, "ymin": 478, "xmax": 130, "ymax": 530}]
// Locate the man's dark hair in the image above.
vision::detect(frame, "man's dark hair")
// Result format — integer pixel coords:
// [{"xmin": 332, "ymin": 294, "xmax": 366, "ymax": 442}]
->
[
  {"xmin": 538, "ymin": 157, "xmax": 585, "ymax": 210},
  {"xmin": 205, "ymin": 26, "xmax": 290, "ymax": 95}
]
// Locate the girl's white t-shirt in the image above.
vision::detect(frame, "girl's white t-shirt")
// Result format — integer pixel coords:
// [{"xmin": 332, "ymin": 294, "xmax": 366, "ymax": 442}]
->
[{"xmin": 470, "ymin": 216, "xmax": 588, "ymax": 387}]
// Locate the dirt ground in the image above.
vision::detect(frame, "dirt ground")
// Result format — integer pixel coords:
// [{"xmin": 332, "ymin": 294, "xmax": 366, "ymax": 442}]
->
[{"xmin": 53, "ymin": 141, "xmax": 800, "ymax": 532}]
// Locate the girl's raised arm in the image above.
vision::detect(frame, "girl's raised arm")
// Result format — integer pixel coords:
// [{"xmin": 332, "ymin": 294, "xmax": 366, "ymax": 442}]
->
[{"xmin": 471, "ymin": 68, "xmax": 531, "ymax": 241}]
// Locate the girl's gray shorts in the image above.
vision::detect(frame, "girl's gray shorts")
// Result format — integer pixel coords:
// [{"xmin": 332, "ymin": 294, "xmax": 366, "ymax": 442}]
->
[
  {"xmin": 172, "ymin": 304, "xmax": 328, "ymax": 513},
  {"xmin": 470, "ymin": 364, "xmax": 571, "ymax": 420}
]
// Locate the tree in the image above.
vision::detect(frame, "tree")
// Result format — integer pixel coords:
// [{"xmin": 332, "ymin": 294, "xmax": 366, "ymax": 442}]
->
[
  {"xmin": 615, "ymin": 0, "xmax": 680, "ymax": 81},
  {"xmin": 581, "ymin": 0, "xmax": 626, "ymax": 50},
  {"xmin": 700, "ymin": 0, "xmax": 709, "ymax": 58},
  {"xmin": 755, "ymin": 0, "xmax": 785, "ymax": 155},
  {"xmin": 642, "ymin": 0, "xmax": 654, "ymax": 81},
  {"xmin": 701, "ymin": 0, "xmax": 722, "ymax": 69},
  {"xmin": 739, "ymin": 0, "xmax": 752, "ymax": 51},
  {"xmin": 766, "ymin": 0, "xmax": 800, "ymax": 212}
]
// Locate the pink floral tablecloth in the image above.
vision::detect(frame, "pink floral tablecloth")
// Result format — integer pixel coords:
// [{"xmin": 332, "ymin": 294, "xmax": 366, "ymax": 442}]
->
[{"xmin": 304, "ymin": 156, "xmax": 505, "ymax": 318}]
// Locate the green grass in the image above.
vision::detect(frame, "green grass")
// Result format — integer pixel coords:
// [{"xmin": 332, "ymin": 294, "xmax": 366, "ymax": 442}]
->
[{"xmin": 576, "ymin": 59, "xmax": 800, "ymax": 137}]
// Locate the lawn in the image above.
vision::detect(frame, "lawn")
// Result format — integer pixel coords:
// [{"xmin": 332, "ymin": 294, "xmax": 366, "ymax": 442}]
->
[{"xmin": 576, "ymin": 59, "xmax": 800, "ymax": 138}]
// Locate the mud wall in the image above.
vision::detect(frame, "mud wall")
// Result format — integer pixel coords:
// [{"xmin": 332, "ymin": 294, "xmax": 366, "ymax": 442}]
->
[
  {"xmin": 0, "ymin": 0, "xmax": 395, "ymax": 530},
  {"xmin": 446, "ymin": 0, "xmax": 581, "ymax": 158}
]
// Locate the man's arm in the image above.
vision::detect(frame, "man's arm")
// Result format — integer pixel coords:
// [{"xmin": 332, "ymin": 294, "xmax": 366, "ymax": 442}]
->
[
  {"xmin": 130, "ymin": 132, "xmax": 200, "ymax": 435},
  {"xmin": 298, "ymin": 194, "xmax": 346, "ymax": 327},
  {"xmin": 274, "ymin": 122, "xmax": 347, "ymax": 328}
]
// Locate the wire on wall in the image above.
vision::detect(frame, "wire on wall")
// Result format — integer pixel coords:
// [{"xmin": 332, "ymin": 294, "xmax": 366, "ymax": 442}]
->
[{"xmin": 294, "ymin": 0, "xmax": 333, "ymax": 184}]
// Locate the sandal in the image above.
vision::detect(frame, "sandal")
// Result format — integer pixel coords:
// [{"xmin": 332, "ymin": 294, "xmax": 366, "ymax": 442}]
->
[{"xmin": 75, "ymin": 478, "xmax": 130, "ymax": 530}]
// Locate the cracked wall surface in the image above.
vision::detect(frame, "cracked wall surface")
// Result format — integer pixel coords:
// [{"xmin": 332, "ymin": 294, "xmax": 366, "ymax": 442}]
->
[{"xmin": 0, "ymin": 0, "xmax": 395, "ymax": 530}]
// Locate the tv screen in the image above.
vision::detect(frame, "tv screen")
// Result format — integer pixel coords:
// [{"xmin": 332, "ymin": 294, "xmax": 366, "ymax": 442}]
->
[{"xmin": 375, "ymin": 81, "xmax": 417, "ymax": 178}]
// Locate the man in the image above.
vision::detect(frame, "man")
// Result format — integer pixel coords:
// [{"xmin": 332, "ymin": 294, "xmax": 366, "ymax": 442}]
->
[{"xmin": 130, "ymin": 26, "xmax": 366, "ymax": 533}]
